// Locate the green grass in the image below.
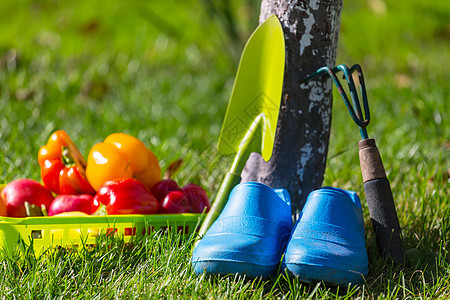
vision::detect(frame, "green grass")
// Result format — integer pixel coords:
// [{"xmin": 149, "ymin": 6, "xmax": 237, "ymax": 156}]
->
[{"xmin": 0, "ymin": 0, "xmax": 449, "ymax": 298}]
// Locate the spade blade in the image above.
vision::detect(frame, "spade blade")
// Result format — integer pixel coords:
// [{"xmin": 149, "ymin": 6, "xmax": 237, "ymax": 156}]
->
[{"xmin": 218, "ymin": 14, "xmax": 285, "ymax": 162}]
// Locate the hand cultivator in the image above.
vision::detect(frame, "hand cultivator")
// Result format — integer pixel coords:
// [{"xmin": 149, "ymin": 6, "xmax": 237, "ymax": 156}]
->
[{"xmin": 304, "ymin": 64, "xmax": 408, "ymax": 265}]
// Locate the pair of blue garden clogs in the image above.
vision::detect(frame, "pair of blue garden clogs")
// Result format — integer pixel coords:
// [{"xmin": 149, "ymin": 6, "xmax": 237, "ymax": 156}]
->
[{"xmin": 191, "ymin": 182, "xmax": 369, "ymax": 285}]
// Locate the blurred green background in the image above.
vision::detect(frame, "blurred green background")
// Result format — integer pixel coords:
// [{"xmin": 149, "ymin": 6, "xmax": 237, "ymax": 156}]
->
[{"xmin": 0, "ymin": 0, "xmax": 448, "ymax": 201}]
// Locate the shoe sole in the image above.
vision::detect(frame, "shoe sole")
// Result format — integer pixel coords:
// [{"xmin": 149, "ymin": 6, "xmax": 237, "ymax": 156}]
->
[{"xmin": 193, "ymin": 259, "xmax": 277, "ymax": 278}]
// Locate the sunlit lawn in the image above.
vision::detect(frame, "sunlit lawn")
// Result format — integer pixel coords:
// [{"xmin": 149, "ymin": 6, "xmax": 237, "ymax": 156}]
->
[{"xmin": 0, "ymin": 0, "xmax": 448, "ymax": 298}]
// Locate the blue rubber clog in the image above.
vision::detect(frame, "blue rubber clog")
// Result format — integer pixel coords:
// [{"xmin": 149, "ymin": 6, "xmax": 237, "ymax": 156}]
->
[
  {"xmin": 192, "ymin": 182, "xmax": 293, "ymax": 278},
  {"xmin": 283, "ymin": 187, "xmax": 369, "ymax": 285}
]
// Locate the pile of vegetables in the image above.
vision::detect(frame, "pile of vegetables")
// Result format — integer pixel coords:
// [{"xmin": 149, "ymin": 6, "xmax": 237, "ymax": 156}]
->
[{"xmin": 0, "ymin": 130, "xmax": 210, "ymax": 218}]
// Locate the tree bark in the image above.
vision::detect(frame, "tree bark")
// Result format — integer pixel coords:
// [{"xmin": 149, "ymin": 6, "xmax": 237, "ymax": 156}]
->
[{"xmin": 241, "ymin": 0, "xmax": 343, "ymax": 217}]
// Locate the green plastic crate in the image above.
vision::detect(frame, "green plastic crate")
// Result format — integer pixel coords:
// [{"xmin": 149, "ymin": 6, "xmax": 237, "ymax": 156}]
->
[{"xmin": 0, "ymin": 213, "xmax": 203, "ymax": 254}]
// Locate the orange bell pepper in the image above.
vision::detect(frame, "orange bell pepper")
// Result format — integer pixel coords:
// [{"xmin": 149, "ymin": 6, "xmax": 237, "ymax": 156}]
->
[
  {"xmin": 86, "ymin": 133, "xmax": 161, "ymax": 191},
  {"xmin": 38, "ymin": 130, "xmax": 95, "ymax": 195},
  {"xmin": 0, "ymin": 185, "xmax": 6, "ymax": 217}
]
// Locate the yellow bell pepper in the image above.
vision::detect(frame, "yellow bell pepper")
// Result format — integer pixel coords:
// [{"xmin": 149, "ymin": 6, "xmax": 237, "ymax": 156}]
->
[
  {"xmin": 86, "ymin": 133, "xmax": 161, "ymax": 191},
  {"xmin": 52, "ymin": 211, "xmax": 90, "ymax": 217}
]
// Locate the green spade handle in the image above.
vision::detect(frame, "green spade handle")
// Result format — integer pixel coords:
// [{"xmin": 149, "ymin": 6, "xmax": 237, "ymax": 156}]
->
[
  {"xmin": 197, "ymin": 172, "xmax": 241, "ymax": 237},
  {"xmin": 197, "ymin": 119, "xmax": 262, "ymax": 238}
]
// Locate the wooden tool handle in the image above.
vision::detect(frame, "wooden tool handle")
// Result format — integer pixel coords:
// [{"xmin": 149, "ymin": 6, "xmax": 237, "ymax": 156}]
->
[{"xmin": 359, "ymin": 139, "xmax": 408, "ymax": 265}]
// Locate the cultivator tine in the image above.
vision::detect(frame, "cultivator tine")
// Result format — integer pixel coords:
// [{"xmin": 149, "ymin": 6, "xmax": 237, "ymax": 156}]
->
[{"xmin": 303, "ymin": 64, "xmax": 370, "ymax": 139}]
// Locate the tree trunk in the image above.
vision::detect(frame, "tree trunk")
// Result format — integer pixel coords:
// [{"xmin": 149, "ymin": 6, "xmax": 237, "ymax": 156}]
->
[{"xmin": 241, "ymin": 0, "xmax": 343, "ymax": 217}]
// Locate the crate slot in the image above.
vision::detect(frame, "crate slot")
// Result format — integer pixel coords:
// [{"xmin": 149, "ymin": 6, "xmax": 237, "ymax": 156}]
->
[
  {"xmin": 177, "ymin": 226, "xmax": 188, "ymax": 234},
  {"xmin": 88, "ymin": 228, "xmax": 100, "ymax": 237},
  {"xmin": 31, "ymin": 230, "xmax": 43, "ymax": 239},
  {"xmin": 141, "ymin": 226, "xmax": 154, "ymax": 235},
  {"xmin": 159, "ymin": 226, "xmax": 173, "ymax": 232},
  {"xmin": 106, "ymin": 228, "xmax": 118, "ymax": 237},
  {"xmin": 124, "ymin": 227, "xmax": 136, "ymax": 236}
]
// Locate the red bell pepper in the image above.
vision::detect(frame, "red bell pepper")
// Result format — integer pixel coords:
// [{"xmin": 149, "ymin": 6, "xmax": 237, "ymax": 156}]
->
[
  {"xmin": 48, "ymin": 194, "xmax": 94, "ymax": 216},
  {"xmin": 94, "ymin": 178, "xmax": 159, "ymax": 215},
  {"xmin": 38, "ymin": 130, "xmax": 95, "ymax": 195}
]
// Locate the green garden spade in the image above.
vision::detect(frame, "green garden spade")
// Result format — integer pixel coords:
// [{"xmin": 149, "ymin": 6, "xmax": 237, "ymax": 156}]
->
[{"xmin": 197, "ymin": 14, "xmax": 285, "ymax": 237}]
